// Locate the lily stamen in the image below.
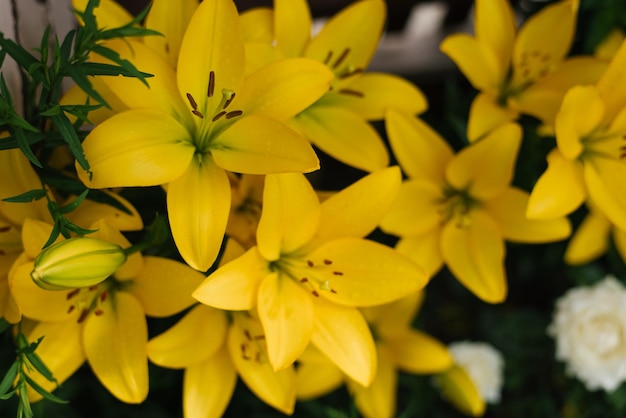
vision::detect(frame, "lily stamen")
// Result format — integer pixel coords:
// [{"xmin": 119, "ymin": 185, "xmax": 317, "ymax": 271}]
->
[
  {"xmin": 338, "ymin": 89, "xmax": 364, "ymax": 98},
  {"xmin": 212, "ymin": 111, "xmax": 226, "ymax": 122},
  {"xmin": 333, "ymin": 48, "xmax": 350, "ymax": 69},
  {"xmin": 225, "ymin": 110, "xmax": 243, "ymax": 119},
  {"xmin": 208, "ymin": 71, "xmax": 215, "ymax": 98},
  {"xmin": 186, "ymin": 93, "xmax": 198, "ymax": 110}
]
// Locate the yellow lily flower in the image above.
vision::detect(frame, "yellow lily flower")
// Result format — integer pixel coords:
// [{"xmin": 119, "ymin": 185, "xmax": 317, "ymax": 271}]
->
[
  {"xmin": 241, "ymin": 0, "xmax": 427, "ymax": 172},
  {"xmin": 148, "ymin": 240, "xmax": 296, "ymax": 416},
  {"xmin": 441, "ymin": 0, "xmax": 606, "ymax": 140},
  {"xmin": 76, "ymin": 0, "xmax": 334, "ymax": 272},
  {"xmin": 435, "ymin": 364, "xmax": 486, "ymax": 416},
  {"xmin": 10, "ymin": 219, "xmax": 204, "ymax": 404},
  {"xmin": 225, "ymin": 174, "xmax": 265, "ymax": 250},
  {"xmin": 297, "ymin": 292, "xmax": 452, "ymax": 418},
  {"xmin": 527, "ymin": 39, "xmax": 626, "ymax": 229},
  {"xmin": 193, "ymin": 167, "xmax": 427, "ymax": 386},
  {"xmin": 380, "ymin": 110, "xmax": 571, "ymax": 303}
]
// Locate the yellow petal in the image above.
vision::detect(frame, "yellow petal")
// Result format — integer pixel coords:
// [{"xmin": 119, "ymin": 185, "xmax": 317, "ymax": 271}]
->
[
  {"xmin": 585, "ymin": 157, "xmax": 626, "ymax": 231},
  {"xmin": 78, "ymin": 109, "xmax": 194, "ymax": 188},
  {"xmin": 244, "ymin": 42, "xmax": 285, "ymax": 75},
  {"xmin": 67, "ymin": 191, "xmax": 143, "ymax": 232},
  {"xmin": 527, "ymin": 149, "xmax": 586, "ymax": 219},
  {"xmin": 387, "ymin": 329, "xmax": 453, "ymax": 373},
  {"xmin": 257, "ymin": 173, "xmax": 320, "ymax": 261},
  {"xmin": 0, "ymin": 257, "xmax": 21, "ymax": 324},
  {"xmin": 72, "ymin": 0, "xmax": 132, "ymax": 28},
  {"xmin": 435, "ymin": 365, "xmax": 486, "ymax": 417},
  {"xmin": 167, "ymin": 156, "xmax": 230, "ymax": 271},
  {"xmin": 177, "ymin": 0, "xmax": 244, "ymax": 119},
  {"xmin": 258, "ymin": 273, "xmax": 314, "ymax": 370},
  {"xmin": 564, "ymin": 210, "xmax": 610, "ymax": 265},
  {"xmin": 295, "ymin": 345, "xmax": 344, "ymax": 400},
  {"xmin": 467, "ymin": 93, "xmax": 519, "ymax": 142},
  {"xmin": 274, "ymin": 0, "xmax": 311, "ymax": 57},
  {"xmin": 474, "ymin": 0, "xmax": 516, "ymax": 79},
  {"xmin": 304, "ymin": 0, "xmax": 385, "ymax": 76},
  {"xmin": 291, "ymin": 105, "xmax": 388, "ymax": 172},
  {"xmin": 316, "ymin": 166, "xmax": 401, "ymax": 240},
  {"xmin": 311, "ymin": 298, "xmax": 376, "ymax": 386},
  {"xmin": 380, "ymin": 179, "xmax": 442, "ymax": 237},
  {"xmin": 88, "ymin": 220, "xmax": 143, "ymax": 281},
  {"xmin": 148, "ymin": 305, "xmax": 227, "ymax": 368},
  {"xmin": 597, "ymin": 38, "xmax": 626, "ymax": 121},
  {"xmin": 21, "ymin": 219, "xmax": 55, "ymax": 259},
  {"xmin": 441, "ymin": 211, "xmax": 507, "ymax": 303},
  {"xmin": 555, "ymin": 86, "xmax": 604, "ymax": 160},
  {"xmin": 235, "ymin": 58, "xmax": 333, "ymax": 121},
  {"xmin": 440, "ymin": 34, "xmax": 502, "ymax": 93},
  {"xmin": 385, "ymin": 109, "xmax": 453, "ymax": 182},
  {"xmin": 511, "ymin": 0, "xmax": 577, "ymax": 87},
  {"xmin": 60, "ymin": 80, "xmax": 125, "ymax": 125},
  {"xmin": 485, "ymin": 187, "xmax": 571, "ymax": 243},
  {"xmin": 304, "ymin": 237, "xmax": 426, "ymax": 306},
  {"xmin": 446, "ymin": 123, "xmax": 521, "ymax": 200},
  {"xmin": 143, "ymin": 0, "xmax": 198, "ymax": 66},
  {"xmin": 395, "ymin": 229, "xmax": 444, "ymax": 277},
  {"xmin": 613, "ymin": 226, "xmax": 626, "ymax": 265},
  {"xmin": 212, "ymin": 114, "xmax": 320, "ymax": 174},
  {"xmin": 128, "ymin": 256, "xmax": 205, "ymax": 317},
  {"xmin": 319, "ymin": 72, "xmax": 428, "ymax": 120},
  {"xmin": 228, "ymin": 315, "xmax": 296, "ymax": 414},
  {"xmin": 184, "ymin": 346, "xmax": 237, "ymax": 418},
  {"xmin": 363, "ymin": 292, "xmax": 424, "ymax": 331},
  {"xmin": 595, "ymin": 29, "xmax": 625, "ymax": 60},
  {"xmin": 193, "ymin": 247, "xmax": 269, "ymax": 310},
  {"xmin": 240, "ymin": 8, "xmax": 274, "ymax": 43},
  {"xmin": 83, "ymin": 292, "xmax": 148, "ymax": 403},
  {"xmin": 349, "ymin": 346, "xmax": 397, "ymax": 418},
  {"xmin": 24, "ymin": 320, "xmax": 85, "ymax": 402}
]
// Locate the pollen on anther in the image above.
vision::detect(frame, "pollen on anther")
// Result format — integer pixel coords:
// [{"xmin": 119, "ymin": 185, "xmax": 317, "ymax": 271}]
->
[
  {"xmin": 333, "ymin": 271, "xmax": 344, "ymax": 276},
  {"xmin": 311, "ymin": 290, "xmax": 320, "ymax": 297},
  {"xmin": 89, "ymin": 285, "xmax": 99, "ymax": 291},
  {"xmin": 339, "ymin": 89, "xmax": 364, "ymax": 98},
  {"xmin": 0, "ymin": 226, "xmax": 10, "ymax": 233},
  {"xmin": 323, "ymin": 259, "xmax": 332, "ymax": 265},
  {"xmin": 244, "ymin": 329, "xmax": 252, "ymax": 341},
  {"xmin": 77, "ymin": 309, "xmax": 89, "ymax": 323},
  {"xmin": 212, "ymin": 111, "xmax": 226, "ymax": 121},
  {"xmin": 208, "ymin": 71, "xmax": 215, "ymax": 98},
  {"xmin": 333, "ymin": 48, "xmax": 350, "ymax": 69},
  {"xmin": 300, "ymin": 277, "xmax": 309, "ymax": 283},
  {"xmin": 307, "ymin": 260, "xmax": 314, "ymax": 267},
  {"xmin": 225, "ymin": 110, "xmax": 243, "ymax": 119},
  {"xmin": 67, "ymin": 289, "xmax": 80, "ymax": 300},
  {"xmin": 67, "ymin": 305, "xmax": 75, "ymax": 314},
  {"xmin": 192, "ymin": 109, "xmax": 204, "ymax": 118},
  {"xmin": 100, "ymin": 291, "xmax": 108, "ymax": 302},
  {"xmin": 186, "ymin": 93, "xmax": 198, "ymax": 110},
  {"xmin": 223, "ymin": 93, "xmax": 236, "ymax": 109},
  {"xmin": 94, "ymin": 309, "xmax": 104, "ymax": 316},
  {"xmin": 324, "ymin": 51, "xmax": 333, "ymax": 65}
]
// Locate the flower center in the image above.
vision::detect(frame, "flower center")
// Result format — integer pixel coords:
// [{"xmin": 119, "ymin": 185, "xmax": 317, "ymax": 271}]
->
[
  {"xmin": 583, "ymin": 315, "xmax": 624, "ymax": 355},
  {"xmin": 65, "ymin": 282, "xmax": 110, "ymax": 323},
  {"xmin": 273, "ymin": 256, "xmax": 340, "ymax": 298},
  {"xmin": 438, "ymin": 186, "xmax": 478, "ymax": 228}
]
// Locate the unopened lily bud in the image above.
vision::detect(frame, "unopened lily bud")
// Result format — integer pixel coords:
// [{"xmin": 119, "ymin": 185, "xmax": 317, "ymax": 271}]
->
[{"xmin": 31, "ymin": 237, "xmax": 127, "ymax": 290}]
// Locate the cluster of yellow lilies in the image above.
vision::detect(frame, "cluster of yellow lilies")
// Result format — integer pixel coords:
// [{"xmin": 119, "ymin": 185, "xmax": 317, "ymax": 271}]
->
[{"xmin": 1, "ymin": 0, "xmax": 626, "ymax": 416}]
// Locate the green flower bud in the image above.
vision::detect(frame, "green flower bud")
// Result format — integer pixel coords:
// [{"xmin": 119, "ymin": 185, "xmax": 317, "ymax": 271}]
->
[{"xmin": 31, "ymin": 237, "xmax": 127, "ymax": 290}]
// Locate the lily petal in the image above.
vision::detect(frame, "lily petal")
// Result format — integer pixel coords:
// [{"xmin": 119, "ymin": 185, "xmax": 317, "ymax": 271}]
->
[
  {"xmin": 349, "ymin": 346, "xmax": 397, "ymax": 418},
  {"xmin": 385, "ymin": 109, "xmax": 453, "ymax": 182},
  {"xmin": 291, "ymin": 105, "xmax": 388, "ymax": 172},
  {"xmin": 484, "ymin": 187, "xmax": 571, "ymax": 243},
  {"xmin": 475, "ymin": 0, "xmax": 516, "ymax": 79},
  {"xmin": 257, "ymin": 173, "xmax": 320, "ymax": 261},
  {"xmin": 177, "ymin": 0, "xmax": 244, "ymax": 119},
  {"xmin": 319, "ymin": 73, "xmax": 428, "ymax": 120},
  {"xmin": 193, "ymin": 247, "xmax": 269, "ymax": 310},
  {"xmin": 296, "ymin": 345, "xmax": 344, "ymax": 400},
  {"xmin": 527, "ymin": 149, "xmax": 586, "ymax": 219},
  {"xmin": 167, "ymin": 156, "xmax": 230, "ymax": 271},
  {"xmin": 387, "ymin": 329, "xmax": 453, "ymax": 373},
  {"xmin": 364, "ymin": 292, "xmax": 424, "ymax": 331},
  {"xmin": 212, "ymin": 114, "xmax": 320, "ymax": 174},
  {"xmin": 467, "ymin": 93, "xmax": 519, "ymax": 142},
  {"xmin": 83, "ymin": 291, "xmax": 148, "ymax": 403},
  {"xmin": 78, "ymin": 109, "xmax": 194, "ymax": 188},
  {"xmin": 184, "ymin": 346, "xmax": 237, "ymax": 418},
  {"xmin": 258, "ymin": 273, "xmax": 314, "ymax": 370},
  {"xmin": 228, "ymin": 315, "xmax": 296, "ymax": 414},
  {"xmin": 597, "ymin": 38, "xmax": 626, "ymax": 122},
  {"xmin": 436, "ymin": 365, "xmax": 486, "ymax": 417},
  {"xmin": 148, "ymin": 305, "xmax": 227, "ymax": 368},
  {"xmin": 128, "ymin": 256, "xmax": 205, "ymax": 317},
  {"xmin": 311, "ymin": 297, "xmax": 376, "ymax": 386},
  {"xmin": 585, "ymin": 157, "xmax": 626, "ymax": 231},
  {"xmin": 395, "ymin": 229, "xmax": 444, "ymax": 277},
  {"xmin": 240, "ymin": 8, "xmax": 274, "ymax": 43},
  {"xmin": 274, "ymin": 0, "xmax": 311, "ymax": 57},
  {"xmin": 564, "ymin": 211, "xmax": 610, "ymax": 265},
  {"xmin": 316, "ymin": 166, "xmax": 401, "ymax": 241},
  {"xmin": 380, "ymin": 179, "xmax": 442, "ymax": 237},
  {"xmin": 72, "ymin": 0, "xmax": 132, "ymax": 28},
  {"xmin": 441, "ymin": 211, "xmax": 507, "ymax": 303},
  {"xmin": 613, "ymin": 226, "xmax": 626, "ymax": 264},
  {"xmin": 446, "ymin": 123, "xmax": 521, "ymax": 200},
  {"xmin": 67, "ymin": 191, "xmax": 143, "ymax": 232}
]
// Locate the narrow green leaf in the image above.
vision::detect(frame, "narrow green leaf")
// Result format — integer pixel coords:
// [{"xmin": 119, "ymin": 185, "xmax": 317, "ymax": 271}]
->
[
  {"xmin": 58, "ymin": 189, "xmax": 89, "ymax": 214},
  {"xmin": 0, "ymin": 390, "xmax": 16, "ymax": 400},
  {"xmin": 81, "ymin": 62, "xmax": 152, "ymax": 78},
  {"xmin": 14, "ymin": 128, "xmax": 42, "ymax": 168},
  {"xmin": 49, "ymin": 112, "xmax": 90, "ymax": 172},
  {"xmin": 91, "ymin": 45, "xmax": 153, "ymax": 86},
  {"xmin": 42, "ymin": 220, "xmax": 62, "ymax": 249},
  {"xmin": 9, "ymin": 113, "xmax": 39, "ymax": 133},
  {"xmin": 0, "ymin": 35, "xmax": 38, "ymax": 69},
  {"xmin": 2, "ymin": 189, "xmax": 47, "ymax": 203},
  {"xmin": 0, "ymin": 362, "xmax": 19, "ymax": 396},
  {"xmin": 65, "ymin": 65, "xmax": 109, "ymax": 108},
  {"xmin": 18, "ymin": 381, "xmax": 33, "ymax": 418},
  {"xmin": 39, "ymin": 104, "xmax": 62, "ymax": 117},
  {"xmin": 23, "ymin": 374, "xmax": 68, "ymax": 404},
  {"xmin": 0, "ymin": 74, "xmax": 13, "ymax": 107}
]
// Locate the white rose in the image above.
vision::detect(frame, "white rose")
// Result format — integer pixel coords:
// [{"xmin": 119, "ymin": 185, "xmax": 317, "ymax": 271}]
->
[
  {"xmin": 448, "ymin": 341, "xmax": 505, "ymax": 403},
  {"xmin": 548, "ymin": 276, "xmax": 626, "ymax": 392}
]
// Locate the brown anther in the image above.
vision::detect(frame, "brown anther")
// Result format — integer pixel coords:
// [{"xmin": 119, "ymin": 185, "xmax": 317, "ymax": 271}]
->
[
  {"xmin": 164, "ymin": 43, "xmax": 170, "ymax": 53},
  {"xmin": 254, "ymin": 335, "xmax": 265, "ymax": 340},
  {"xmin": 94, "ymin": 309, "xmax": 104, "ymax": 316},
  {"xmin": 225, "ymin": 110, "xmax": 243, "ymax": 119},
  {"xmin": 223, "ymin": 93, "xmax": 236, "ymax": 109},
  {"xmin": 89, "ymin": 285, "xmax": 99, "ymax": 291},
  {"xmin": 621, "ymin": 153, "xmax": 626, "ymax": 159},
  {"xmin": 307, "ymin": 260, "xmax": 314, "ymax": 267},
  {"xmin": 0, "ymin": 250, "xmax": 4, "ymax": 255},
  {"xmin": 300, "ymin": 277, "xmax": 309, "ymax": 283},
  {"xmin": 77, "ymin": 309, "xmax": 89, "ymax": 323},
  {"xmin": 255, "ymin": 352, "xmax": 261, "ymax": 362},
  {"xmin": 100, "ymin": 291, "xmax": 108, "ymax": 302},
  {"xmin": 212, "ymin": 111, "xmax": 226, "ymax": 121},
  {"xmin": 330, "ymin": 289, "xmax": 337, "ymax": 294},
  {"xmin": 192, "ymin": 109, "xmax": 204, "ymax": 118},
  {"xmin": 311, "ymin": 290, "xmax": 319, "ymax": 297},
  {"xmin": 67, "ymin": 289, "xmax": 80, "ymax": 300},
  {"xmin": 323, "ymin": 259, "xmax": 332, "ymax": 265},
  {"xmin": 333, "ymin": 271, "xmax": 344, "ymax": 276},
  {"xmin": 339, "ymin": 68, "xmax": 363, "ymax": 79},
  {"xmin": 338, "ymin": 89, "xmax": 364, "ymax": 98},
  {"xmin": 324, "ymin": 51, "xmax": 333, "ymax": 65},
  {"xmin": 208, "ymin": 71, "xmax": 215, "ymax": 98},
  {"xmin": 67, "ymin": 305, "xmax": 75, "ymax": 314},
  {"xmin": 333, "ymin": 48, "xmax": 350, "ymax": 69},
  {"xmin": 0, "ymin": 226, "xmax": 11, "ymax": 233},
  {"xmin": 186, "ymin": 93, "xmax": 198, "ymax": 110},
  {"xmin": 244, "ymin": 329, "xmax": 253, "ymax": 341}
]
